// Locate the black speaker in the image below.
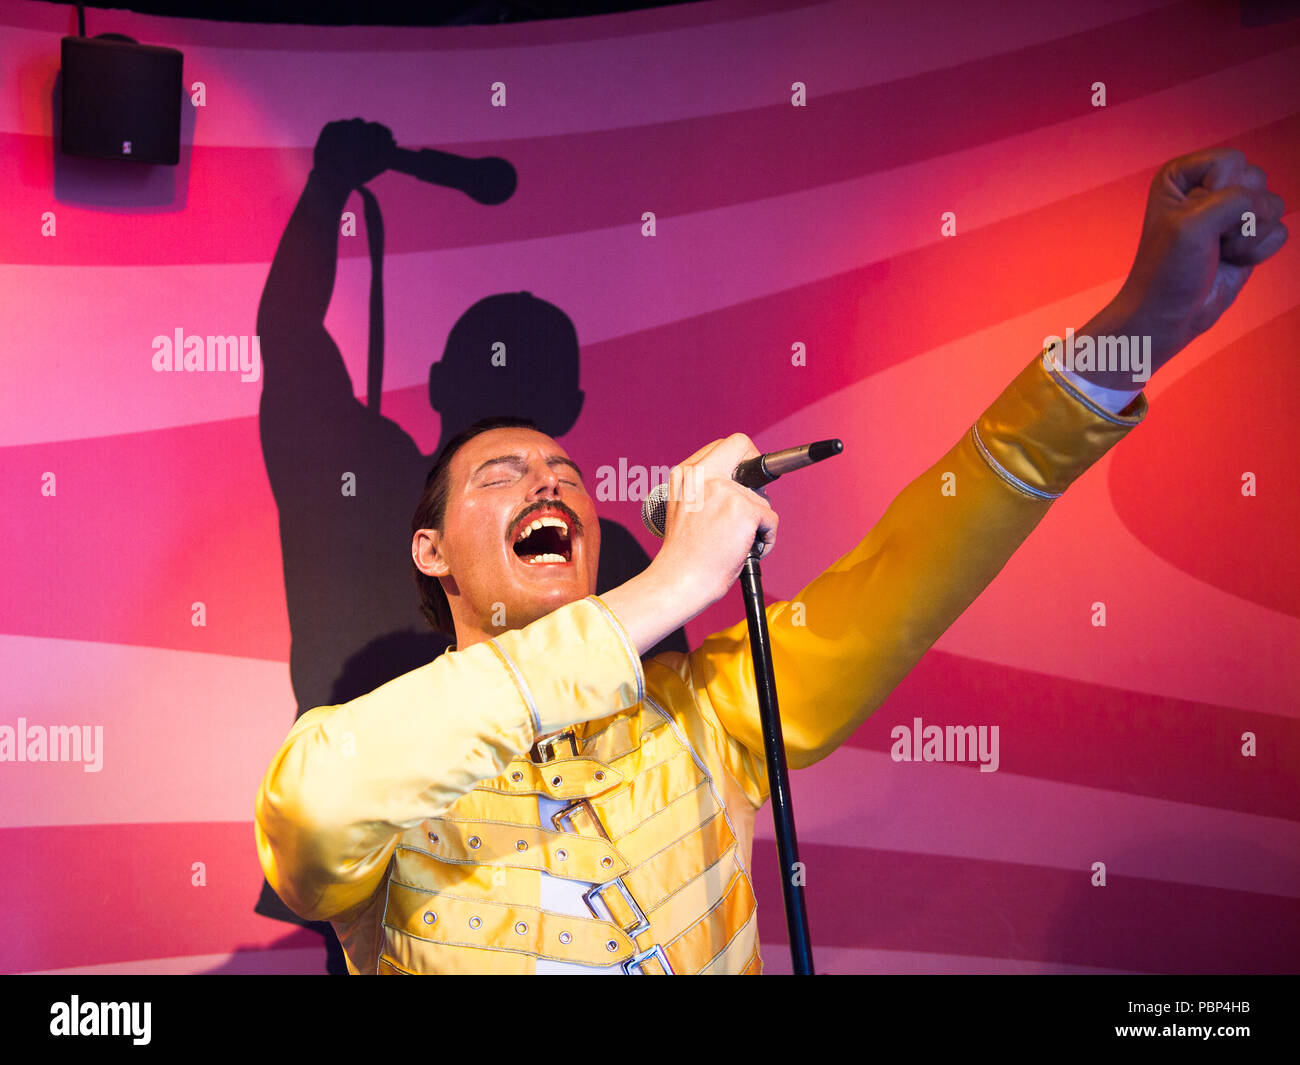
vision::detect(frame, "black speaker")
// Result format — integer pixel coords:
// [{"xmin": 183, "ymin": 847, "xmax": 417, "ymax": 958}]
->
[{"xmin": 60, "ymin": 35, "xmax": 183, "ymax": 165}]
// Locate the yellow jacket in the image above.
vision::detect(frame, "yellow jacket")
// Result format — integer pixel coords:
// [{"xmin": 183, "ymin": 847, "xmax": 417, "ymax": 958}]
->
[{"xmin": 254, "ymin": 354, "xmax": 1146, "ymax": 973}]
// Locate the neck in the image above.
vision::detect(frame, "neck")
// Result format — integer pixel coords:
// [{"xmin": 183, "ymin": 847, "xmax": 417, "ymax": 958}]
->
[
  {"xmin": 450, "ymin": 594, "xmax": 585, "ymax": 651},
  {"xmin": 450, "ymin": 606, "xmax": 542, "ymax": 651}
]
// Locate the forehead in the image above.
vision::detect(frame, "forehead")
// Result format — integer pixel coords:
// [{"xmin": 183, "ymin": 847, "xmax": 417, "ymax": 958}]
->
[{"xmin": 450, "ymin": 427, "xmax": 572, "ymax": 483}]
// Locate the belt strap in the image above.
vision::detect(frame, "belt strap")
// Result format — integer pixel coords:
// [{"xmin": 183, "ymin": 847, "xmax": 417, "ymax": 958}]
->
[{"xmin": 386, "ymin": 880, "xmax": 639, "ymax": 967}]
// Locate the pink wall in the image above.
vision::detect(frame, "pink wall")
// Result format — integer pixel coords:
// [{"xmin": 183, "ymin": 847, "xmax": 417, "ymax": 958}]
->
[{"xmin": 0, "ymin": 0, "xmax": 1296, "ymax": 973}]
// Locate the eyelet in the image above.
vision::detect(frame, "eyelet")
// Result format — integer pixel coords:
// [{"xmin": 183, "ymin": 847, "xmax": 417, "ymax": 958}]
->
[
  {"xmin": 427, "ymin": 831, "xmax": 439, "ymax": 843},
  {"xmin": 606, "ymin": 940, "xmax": 618, "ymax": 952},
  {"xmin": 594, "ymin": 770, "xmax": 606, "ymax": 782},
  {"xmin": 510, "ymin": 770, "xmax": 523, "ymax": 782},
  {"xmin": 469, "ymin": 916, "xmax": 482, "ymax": 930},
  {"xmin": 423, "ymin": 911, "xmax": 437, "ymax": 925},
  {"xmin": 600, "ymin": 855, "xmax": 613, "ymax": 868},
  {"xmin": 559, "ymin": 931, "xmax": 572, "ymax": 945},
  {"xmin": 515, "ymin": 921, "xmax": 528, "ymax": 935},
  {"xmin": 551, "ymin": 775, "xmax": 562, "ymax": 787},
  {"xmin": 468, "ymin": 836, "xmax": 481, "ymax": 849},
  {"xmin": 556, "ymin": 849, "xmax": 568, "ymax": 862},
  {"xmin": 516, "ymin": 840, "xmax": 528, "ymax": 852}
]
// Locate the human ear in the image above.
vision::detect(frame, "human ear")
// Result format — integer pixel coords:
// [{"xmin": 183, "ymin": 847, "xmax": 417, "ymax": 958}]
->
[{"xmin": 412, "ymin": 528, "xmax": 450, "ymax": 578}]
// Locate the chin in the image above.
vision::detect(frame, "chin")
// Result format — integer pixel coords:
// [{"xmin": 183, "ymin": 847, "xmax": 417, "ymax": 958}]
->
[
  {"xmin": 533, "ymin": 583, "xmax": 595, "ymax": 617},
  {"xmin": 531, "ymin": 586, "xmax": 589, "ymax": 614}
]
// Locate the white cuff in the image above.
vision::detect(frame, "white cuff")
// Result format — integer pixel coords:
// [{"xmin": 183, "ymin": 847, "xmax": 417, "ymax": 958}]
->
[{"xmin": 1057, "ymin": 367, "xmax": 1143, "ymax": 415}]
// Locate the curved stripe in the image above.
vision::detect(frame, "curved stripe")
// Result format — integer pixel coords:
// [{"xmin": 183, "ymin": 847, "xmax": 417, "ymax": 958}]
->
[
  {"xmin": 761, "ymin": 945, "xmax": 1137, "ymax": 975},
  {"xmin": 4, "ymin": 45, "xmax": 1296, "ymax": 267},
  {"xmin": 0, "ymin": 636, "xmax": 295, "ymax": 828},
  {"xmin": 762, "ymin": 749, "xmax": 1300, "ymax": 896},
  {"xmin": 1108, "ymin": 310, "xmax": 1300, "ymax": 620},
  {"xmin": 0, "ymin": 0, "xmax": 1187, "ymax": 142},
  {"xmin": 839, "ymin": 648, "xmax": 1300, "ymax": 821},
  {"xmin": 2, "ymin": 821, "xmax": 1291, "ymax": 973},
  {"xmin": 24, "ymin": 945, "xmax": 329, "ymax": 976},
  {"xmin": 0, "ymin": 417, "xmax": 294, "ymax": 658},
  {"xmin": 0, "ymin": 822, "xmax": 311, "ymax": 973},
  {"xmin": 2, "ymin": 287, "xmax": 1294, "ymax": 707},
  {"xmin": 751, "ymin": 840, "xmax": 1300, "ymax": 973},
  {"xmin": 735, "ymin": 285, "xmax": 1300, "ymax": 718},
  {"xmin": 2, "ymin": 636, "xmax": 1292, "ymax": 893},
  {"xmin": 3, "ymin": 126, "xmax": 1295, "ymax": 451}
]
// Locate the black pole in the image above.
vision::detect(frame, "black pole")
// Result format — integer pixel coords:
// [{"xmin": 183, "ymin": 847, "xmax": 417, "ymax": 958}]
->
[
  {"xmin": 358, "ymin": 185, "xmax": 384, "ymax": 412},
  {"xmin": 739, "ymin": 553, "xmax": 815, "ymax": 975}
]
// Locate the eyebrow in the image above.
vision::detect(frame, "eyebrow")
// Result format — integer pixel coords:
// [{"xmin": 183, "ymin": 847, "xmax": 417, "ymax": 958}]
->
[{"xmin": 470, "ymin": 453, "xmax": 584, "ymax": 481}]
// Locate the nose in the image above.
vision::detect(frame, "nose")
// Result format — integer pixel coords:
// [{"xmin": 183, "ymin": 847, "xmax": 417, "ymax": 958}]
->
[{"xmin": 526, "ymin": 462, "xmax": 564, "ymax": 498}]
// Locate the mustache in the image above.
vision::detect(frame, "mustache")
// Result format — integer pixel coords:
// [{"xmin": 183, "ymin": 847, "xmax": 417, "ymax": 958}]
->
[{"xmin": 507, "ymin": 499, "xmax": 584, "ymax": 539}]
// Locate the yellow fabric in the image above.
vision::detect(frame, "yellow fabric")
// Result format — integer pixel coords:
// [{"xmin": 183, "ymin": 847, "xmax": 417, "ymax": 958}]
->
[{"xmin": 254, "ymin": 353, "xmax": 1146, "ymax": 973}]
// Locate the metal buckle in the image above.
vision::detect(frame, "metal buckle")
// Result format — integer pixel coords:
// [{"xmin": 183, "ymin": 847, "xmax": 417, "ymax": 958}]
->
[
  {"xmin": 584, "ymin": 877, "xmax": 650, "ymax": 939},
  {"xmin": 529, "ymin": 729, "xmax": 578, "ymax": 764},
  {"xmin": 623, "ymin": 944, "xmax": 673, "ymax": 975},
  {"xmin": 550, "ymin": 798, "xmax": 609, "ymax": 840}
]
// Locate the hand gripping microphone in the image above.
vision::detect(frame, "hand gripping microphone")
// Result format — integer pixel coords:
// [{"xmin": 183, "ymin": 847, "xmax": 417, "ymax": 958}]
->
[{"xmin": 641, "ymin": 439, "xmax": 843, "ymax": 538}]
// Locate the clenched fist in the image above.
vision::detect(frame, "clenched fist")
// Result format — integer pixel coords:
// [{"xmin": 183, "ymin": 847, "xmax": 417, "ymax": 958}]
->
[
  {"xmin": 312, "ymin": 118, "xmax": 396, "ymax": 192},
  {"xmin": 1108, "ymin": 148, "xmax": 1288, "ymax": 378},
  {"xmin": 654, "ymin": 433, "xmax": 779, "ymax": 607}
]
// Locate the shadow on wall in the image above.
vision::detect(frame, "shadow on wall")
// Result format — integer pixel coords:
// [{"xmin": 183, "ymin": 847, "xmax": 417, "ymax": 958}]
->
[{"xmin": 251, "ymin": 118, "xmax": 686, "ymax": 973}]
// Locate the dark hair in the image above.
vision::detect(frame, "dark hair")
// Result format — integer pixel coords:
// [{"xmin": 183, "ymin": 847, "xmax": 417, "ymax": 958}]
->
[{"xmin": 411, "ymin": 416, "xmax": 540, "ymax": 636}]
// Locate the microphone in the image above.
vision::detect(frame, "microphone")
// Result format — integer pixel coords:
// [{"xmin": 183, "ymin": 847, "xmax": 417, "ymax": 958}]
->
[
  {"xmin": 641, "ymin": 439, "xmax": 843, "ymax": 538},
  {"xmin": 388, "ymin": 147, "xmax": 517, "ymax": 205}
]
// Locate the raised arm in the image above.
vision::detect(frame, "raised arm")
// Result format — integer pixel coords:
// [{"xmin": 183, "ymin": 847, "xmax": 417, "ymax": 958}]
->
[
  {"xmin": 675, "ymin": 147, "xmax": 1288, "ymax": 807},
  {"xmin": 679, "ymin": 352, "xmax": 1145, "ymax": 807},
  {"xmin": 257, "ymin": 119, "xmax": 395, "ymax": 403}
]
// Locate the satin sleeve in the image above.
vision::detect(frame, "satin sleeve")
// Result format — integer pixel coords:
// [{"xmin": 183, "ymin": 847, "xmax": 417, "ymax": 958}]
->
[
  {"xmin": 680, "ymin": 352, "xmax": 1148, "ymax": 807},
  {"xmin": 254, "ymin": 593, "xmax": 644, "ymax": 922}
]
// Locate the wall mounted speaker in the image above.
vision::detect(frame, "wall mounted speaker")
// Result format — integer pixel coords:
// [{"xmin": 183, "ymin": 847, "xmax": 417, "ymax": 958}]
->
[{"xmin": 60, "ymin": 35, "xmax": 183, "ymax": 165}]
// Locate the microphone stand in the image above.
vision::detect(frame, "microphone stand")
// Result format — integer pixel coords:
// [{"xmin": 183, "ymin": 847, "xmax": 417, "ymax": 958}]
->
[
  {"xmin": 739, "ymin": 546, "xmax": 815, "ymax": 975},
  {"xmin": 644, "ymin": 441, "xmax": 841, "ymax": 974}
]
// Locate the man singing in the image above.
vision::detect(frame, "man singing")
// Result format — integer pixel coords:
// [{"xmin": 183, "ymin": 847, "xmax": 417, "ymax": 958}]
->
[{"xmin": 255, "ymin": 148, "xmax": 1286, "ymax": 974}]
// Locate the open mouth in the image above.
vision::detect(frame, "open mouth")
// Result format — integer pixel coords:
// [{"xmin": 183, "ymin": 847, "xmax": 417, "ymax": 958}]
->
[{"xmin": 510, "ymin": 511, "xmax": 574, "ymax": 565}]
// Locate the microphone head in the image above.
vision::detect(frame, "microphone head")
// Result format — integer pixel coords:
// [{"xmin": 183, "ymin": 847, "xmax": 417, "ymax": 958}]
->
[
  {"xmin": 469, "ymin": 156, "xmax": 517, "ymax": 205},
  {"xmin": 809, "ymin": 438, "xmax": 843, "ymax": 463},
  {"xmin": 641, "ymin": 481, "xmax": 670, "ymax": 539}
]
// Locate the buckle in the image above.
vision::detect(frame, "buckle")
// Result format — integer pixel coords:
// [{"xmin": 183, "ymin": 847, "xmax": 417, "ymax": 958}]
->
[
  {"xmin": 584, "ymin": 877, "xmax": 650, "ymax": 939},
  {"xmin": 623, "ymin": 944, "xmax": 673, "ymax": 976},
  {"xmin": 529, "ymin": 730, "xmax": 578, "ymax": 764},
  {"xmin": 551, "ymin": 798, "xmax": 609, "ymax": 840}
]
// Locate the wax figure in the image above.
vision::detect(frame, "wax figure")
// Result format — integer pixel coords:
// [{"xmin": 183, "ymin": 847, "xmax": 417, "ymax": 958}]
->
[{"xmin": 255, "ymin": 149, "xmax": 1286, "ymax": 974}]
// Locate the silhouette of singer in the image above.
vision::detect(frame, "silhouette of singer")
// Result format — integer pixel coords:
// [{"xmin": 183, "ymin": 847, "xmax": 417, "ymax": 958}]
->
[{"xmin": 252, "ymin": 118, "xmax": 686, "ymax": 969}]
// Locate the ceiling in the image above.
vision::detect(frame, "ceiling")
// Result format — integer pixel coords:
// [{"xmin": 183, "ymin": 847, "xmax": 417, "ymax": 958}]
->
[{"xmin": 44, "ymin": 0, "xmax": 702, "ymax": 27}]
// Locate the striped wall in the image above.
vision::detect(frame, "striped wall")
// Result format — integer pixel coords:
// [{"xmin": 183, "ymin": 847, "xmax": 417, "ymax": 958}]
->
[{"xmin": 0, "ymin": 0, "xmax": 1296, "ymax": 974}]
